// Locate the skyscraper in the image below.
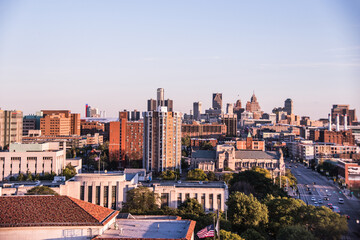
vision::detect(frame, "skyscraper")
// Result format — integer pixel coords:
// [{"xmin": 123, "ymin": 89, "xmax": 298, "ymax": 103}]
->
[
  {"xmin": 0, "ymin": 110, "xmax": 23, "ymax": 149},
  {"xmin": 143, "ymin": 89, "xmax": 182, "ymax": 172},
  {"xmin": 193, "ymin": 102, "xmax": 202, "ymax": 121},
  {"xmin": 284, "ymin": 98, "xmax": 293, "ymax": 115},
  {"xmin": 147, "ymin": 88, "xmax": 173, "ymax": 112},
  {"xmin": 212, "ymin": 93, "xmax": 222, "ymax": 111}
]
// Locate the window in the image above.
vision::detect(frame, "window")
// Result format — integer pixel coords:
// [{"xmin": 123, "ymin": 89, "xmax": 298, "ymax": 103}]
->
[
  {"xmin": 88, "ymin": 186, "xmax": 93, "ymax": 203},
  {"xmin": 111, "ymin": 186, "xmax": 117, "ymax": 210},
  {"xmin": 201, "ymin": 194, "xmax": 205, "ymax": 210},
  {"xmin": 209, "ymin": 194, "xmax": 214, "ymax": 211},
  {"xmin": 217, "ymin": 194, "xmax": 221, "ymax": 210},
  {"xmin": 177, "ymin": 193, "xmax": 182, "ymax": 206},
  {"xmin": 161, "ymin": 193, "xmax": 169, "ymax": 208},
  {"xmin": 96, "ymin": 186, "xmax": 100, "ymax": 205},
  {"xmin": 104, "ymin": 186, "xmax": 109, "ymax": 208},
  {"xmin": 80, "ymin": 186, "xmax": 84, "ymax": 200}
]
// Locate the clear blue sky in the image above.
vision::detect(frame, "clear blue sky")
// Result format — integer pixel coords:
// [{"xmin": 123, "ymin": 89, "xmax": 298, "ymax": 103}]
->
[{"xmin": 0, "ymin": 0, "xmax": 359, "ymax": 119}]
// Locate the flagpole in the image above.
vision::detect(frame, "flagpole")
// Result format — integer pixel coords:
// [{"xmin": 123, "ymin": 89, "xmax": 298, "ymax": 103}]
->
[{"xmin": 213, "ymin": 215, "xmax": 216, "ymax": 240}]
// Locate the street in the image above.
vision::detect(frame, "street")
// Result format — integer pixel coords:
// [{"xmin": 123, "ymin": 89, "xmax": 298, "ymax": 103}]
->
[{"xmin": 288, "ymin": 163, "xmax": 360, "ymax": 240}]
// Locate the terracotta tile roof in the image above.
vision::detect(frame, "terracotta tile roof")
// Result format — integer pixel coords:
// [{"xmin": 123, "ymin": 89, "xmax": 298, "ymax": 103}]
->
[{"xmin": 0, "ymin": 195, "xmax": 118, "ymax": 228}]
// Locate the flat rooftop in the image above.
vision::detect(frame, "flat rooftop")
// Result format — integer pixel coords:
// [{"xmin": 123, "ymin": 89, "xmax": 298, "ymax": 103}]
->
[
  {"xmin": 98, "ymin": 219, "xmax": 193, "ymax": 239},
  {"xmin": 146, "ymin": 181, "xmax": 227, "ymax": 189}
]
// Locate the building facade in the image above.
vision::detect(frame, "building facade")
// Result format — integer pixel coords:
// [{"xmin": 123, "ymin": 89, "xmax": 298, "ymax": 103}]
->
[
  {"xmin": 182, "ymin": 122, "xmax": 226, "ymax": 138},
  {"xmin": 0, "ymin": 142, "xmax": 66, "ymax": 180},
  {"xmin": 221, "ymin": 114, "xmax": 237, "ymax": 137},
  {"xmin": 193, "ymin": 102, "xmax": 202, "ymax": 121},
  {"xmin": 41, "ymin": 110, "xmax": 80, "ymax": 136},
  {"xmin": 0, "ymin": 110, "xmax": 23, "ymax": 150}
]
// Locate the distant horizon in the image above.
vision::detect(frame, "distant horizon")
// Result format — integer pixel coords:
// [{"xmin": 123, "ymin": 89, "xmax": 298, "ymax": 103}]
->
[{"xmin": 1, "ymin": 1, "xmax": 359, "ymax": 120}]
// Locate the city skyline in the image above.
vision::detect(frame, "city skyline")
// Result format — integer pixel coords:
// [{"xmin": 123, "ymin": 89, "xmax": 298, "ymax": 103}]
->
[{"xmin": 1, "ymin": 1, "xmax": 359, "ymax": 119}]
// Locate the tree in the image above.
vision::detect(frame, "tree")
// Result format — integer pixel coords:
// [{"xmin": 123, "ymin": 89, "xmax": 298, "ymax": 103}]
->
[
  {"xmin": 26, "ymin": 186, "xmax": 59, "ymax": 195},
  {"xmin": 26, "ymin": 171, "xmax": 33, "ymax": 181},
  {"xmin": 222, "ymin": 173, "xmax": 233, "ymax": 185},
  {"xmin": 227, "ymin": 192, "xmax": 268, "ymax": 232},
  {"xmin": 187, "ymin": 169, "xmax": 208, "ymax": 181},
  {"xmin": 277, "ymin": 225, "xmax": 316, "ymax": 240},
  {"xmin": 264, "ymin": 195, "xmax": 306, "ymax": 235},
  {"xmin": 178, "ymin": 198, "xmax": 205, "ymax": 217},
  {"xmin": 122, "ymin": 186, "xmax": 159, "ymax": 213},
  {"xmin": 296, "ymin": 205, "xmax": 348, "ymax": 240},
  {"xmin": 200, "ymin": 142, "xmax": 214, "ymax": 150},
  {"xmin": 220, "ymin": 230, "xmax": 244, "ymax": 240},
  {"xmin": 240, "ymin": 229, "xmax": 266, "ymax": 240},
  {"xmin": 62, "ymin": 163, "xmax": 77, "ymax": 180},
  {"xmin": 207, "ymin": 171, "xmax": 216, "ymax": 181},
  {"xmin": 181, "ymin": 136, "xmax": 191, "ymax": 147},
  {"xmin": 161, "ymin": 170, "xmax": 180, "ymax": 180},
  {"xmin": 17, "ymin": 173, "xmax": 25, "ymax": 181}
]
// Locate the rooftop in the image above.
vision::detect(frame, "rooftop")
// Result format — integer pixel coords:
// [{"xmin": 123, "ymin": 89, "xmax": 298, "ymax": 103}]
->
[
  {"xmin": 0, "ymin": 195, "xmax": 117, "ymax": 228},
  {"xmin": 235, "ymin": 150, "xmax": 279, "ymax": 159},
  {"xmin": 95, "ymin": 218, "xmax": 195, "ymax": 240},
  {"xmin": 148, "ymin": 181, "xmax": 227, "ymax": 189},
  {"xmin": 191, "ymin": 150, "xmax": 216, "ymax": 159}
]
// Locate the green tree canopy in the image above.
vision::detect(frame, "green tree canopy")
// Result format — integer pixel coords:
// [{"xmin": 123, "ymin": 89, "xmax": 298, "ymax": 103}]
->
[
  {"xmin": 220, "ymin": 230, "xmax": 244, "ymax": 240},
  {"xmin": 240, "ymin": 228, "xmax": 266, "ymax": 240},
  {"xmin": 181, "ymin": 136, "xmax": 191, "ymax": 147},
  {"xmin": 122, "ymin": 186, "xmax": 159, "ymax": 213},
  {"xmin": 187, "ymin": 169, "xmax": 208, "ymax": 181},
  {"xmin": 227, "ymin": 192, "xmax": 268, "ymax": 232},
  {"xmin": 178, "ymin": 198, "xmax": 205, "ymax": 218},
  {"xmin": 207, "ymin": 171, "xmax": 216, "ymax": 181},
  {"xmin": 277, "ymin": 225, "xmax": 316, "ymax": 240},
  {"xmin": 264, "ymin": 195, "xmax": 306, "ymax": 235},
  {"xmin": 296, "ymin": 205, "xmax": 348, "ymax": 240},
  {"xmin": 62, "ymin": 163, "xmax": 77, "ymax": 180},
  {"xmin": 26, "ymin": 186, "xmax": 59, "ymax": 196},
  {"xmin": 161, "ymin": 170, "xmax": 177, "ymax": 180}
]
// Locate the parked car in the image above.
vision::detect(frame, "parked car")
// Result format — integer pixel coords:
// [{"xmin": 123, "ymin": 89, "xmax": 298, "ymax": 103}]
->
[
  {"xmin": 318, "ymin": 199, "xmax": 323, "ymax": 204},
  {"xmin": 327, "ymin": 203, "xmax": 333, "ymax": 209},
  {"xmin": 323, "ymin": 196, "xmax": 329, "ymax": 201},
  {"xmin": 311, "ymin": 197, "xmax": 316, "ymax": 201},
  {"xmin": 338, "ymin": 198, "xmax": 344, "ymax": 204}
]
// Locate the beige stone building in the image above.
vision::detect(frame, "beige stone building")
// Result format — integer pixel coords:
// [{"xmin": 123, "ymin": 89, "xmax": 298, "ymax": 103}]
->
[
  {"xmin": 60, "ymin": 172, "xmax": 138, "ymax": 210},
  {"xmin": 0, "ymin": 110, "xmax": 23, "ymax": 149},
  {"xmin": 149, "ymin": 181, "xmax": 228, "ymax": 212},
  {"xmin": 0, "ymin": 142, "xmax": 67, "ymax": 180}
]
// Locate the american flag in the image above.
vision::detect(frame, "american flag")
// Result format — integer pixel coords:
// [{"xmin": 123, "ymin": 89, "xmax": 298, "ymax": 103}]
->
[{"xmin": 197, "ymin": 224, "xmax": 215, "ymax": 238}]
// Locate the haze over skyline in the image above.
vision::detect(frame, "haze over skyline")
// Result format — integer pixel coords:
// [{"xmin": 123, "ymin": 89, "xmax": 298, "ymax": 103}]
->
[{"xmin": 0, "ymin": 0, "xmax": 359, "ymax": 119}]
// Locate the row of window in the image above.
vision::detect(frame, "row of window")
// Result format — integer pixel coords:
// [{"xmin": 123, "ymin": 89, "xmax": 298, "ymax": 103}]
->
[{"xmin": 80, "ymin": 185, "xmax": 117, "ymax": 210}]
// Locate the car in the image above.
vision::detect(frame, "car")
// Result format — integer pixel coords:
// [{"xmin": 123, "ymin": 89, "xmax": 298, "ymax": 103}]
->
[
  {"xmin": 308, "ymin": 191, "xmax": 312, "ymax": 195},
  {"xmin": 311, "ymin": 197, "xmax": 316, "ymax": 201},
  {"xmin": 297, "ymin": 173, "xmax": 301, "ymax": 176},
  {"xmin": 327, "ymin": 193, "xmax": 332, "ymax": 197},
  {"xmin": 343, "ymin": 215, "xmax": 350, "ymax": 220},
  {"xmin": 323, "ymin": 197, "xmax": 329, "ymax": 201},
  {"xmin": 332, "ymin": 206, "xmax": 340, "ymax": 214},
  {"xmin": 327, "ymin": 203, "xmax": 333, "ymax": 209},
  {"xmin": 338, "ymin": 198, "xmax": 344, "ymax": 204},
  {"xmin": 318, "ymin": 199, "xmax": 323, "ymax": 204}
]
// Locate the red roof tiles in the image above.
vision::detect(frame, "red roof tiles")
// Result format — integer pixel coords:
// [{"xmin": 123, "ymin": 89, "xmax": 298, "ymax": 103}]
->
[{"xmin": 0, "ymin": 195, "xmax": 117, "ymax": 228}]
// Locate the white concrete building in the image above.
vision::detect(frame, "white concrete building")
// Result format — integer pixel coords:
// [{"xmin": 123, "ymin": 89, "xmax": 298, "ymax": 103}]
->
[
  {"xmin": 149, "ymin": 181, "xmax": 228, "ymax": 212},
  {"xmin": 60, "ymin": 172, "xmax": 138, "ymax": 210},
  {"xmin": 0, "ymin": 142, "xmax": 67, "ymax": 181}
]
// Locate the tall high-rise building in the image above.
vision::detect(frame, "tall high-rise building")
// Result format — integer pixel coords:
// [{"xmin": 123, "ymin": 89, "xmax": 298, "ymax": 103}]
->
[
  {"xmin": 0, "ymin": 110, "xmax": 23, "ymax": 149},
  {"xmin": 143, "ymin": 90, "xmax": 181, "ymax": 172},
  {"xmin": 109, "ymin": 111, "xmax": 143, "ymax": 168},
  {"xmin": 221, "ymin": 114, "xmax": 237, "ymax": 137},
  {"xmin": 226, "ymin": 103, "xmax": 234, "ymax": 115},
  {"xmin": 284, "ymin": 98, "xmax": 293, "ymax": 115},
  {"xmin": 212, "ymin": 93, "xmax": 222, "ymax": 111},
  {"xmin": 245, "ymin": 92, "xmax": 261, "ymax": 113},
  {"xmin": 193, "ymin": 102, "xmax": 202, "ymax": 121},
  {"xmin": 147, "ymin": 88, "xmax": 173, "ymax": 112}
]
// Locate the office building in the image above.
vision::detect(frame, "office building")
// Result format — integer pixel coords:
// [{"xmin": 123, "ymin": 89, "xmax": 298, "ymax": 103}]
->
[
  {"xmin": 147, "ymin": 88, "xmax": 173, "ymax": 112},
  {"xmin": 23, "ymin": 112, "xmax": 43, "ymax": 136},
  {"xmin": 284, "ymin": 98, "xmax": 293, "ymax": 115},
  {"xmin": 193, "ymin": 102, "xmax": 202, "ymax": 121},
  {"xmin": 109, "ymin": 111, "xmax": 143, "ymax": 168},
  {"xmin": 143, "ymin": 89, "xmax": 181, "ymax": 172},
  {"xmin": 41, "ymin": 110, "xmax": 80, "ymax": 136},
  {"xmin": 212, "ymin": 93, "xmax": 222, "ymax": 111},
  {"xmin": 221, "ymin": 114, "xmax": 237, "ymax": 137},
  {"xmin": 0, "ymin": 110, "xmax": 23, "ymax": 149},
  {"xmin": 182, "ymin": 122, "xmax": 226, "ymax": 138}
]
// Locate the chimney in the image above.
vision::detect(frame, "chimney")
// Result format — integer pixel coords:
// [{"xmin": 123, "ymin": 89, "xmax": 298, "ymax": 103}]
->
[
  {"xmin": 336, "ymin": 114, "xmax": 340, "ymax": 131},
  {"xmin": 328, "ymin": 114, "xmax": 331, "ymax": 131},
  {"xmin": 344, "ymin": 114, "xmax": 348, "ymax": 131}
]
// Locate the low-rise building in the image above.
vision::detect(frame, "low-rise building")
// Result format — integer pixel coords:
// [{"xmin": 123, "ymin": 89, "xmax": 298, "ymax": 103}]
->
[
  {"xmin": 0, "ymin": 142, "xmax": 67, "ymax": 181},
  {"xmin": 148, "ymin": 181, "xmax": 228, "ymax": 212},
  {"xmin": 0, "ymin": 195, "xmax": 118, "ymax": 240},
  {"xmin": 337, "ymin": 160, "xmax": 360, "ymax": 189},
  {"xmin": 94, "ymin": 215, "xmax": 196, "ymax": 240}
]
